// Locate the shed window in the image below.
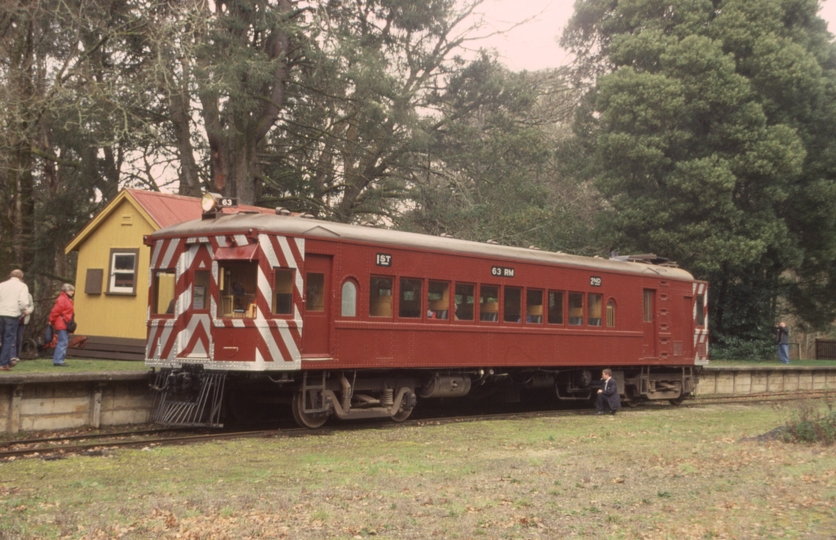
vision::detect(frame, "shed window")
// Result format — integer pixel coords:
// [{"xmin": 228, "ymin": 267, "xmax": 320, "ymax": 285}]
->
[{"xmin": 108, "ymin": 249, "xmax": 138, "ymax": 295}]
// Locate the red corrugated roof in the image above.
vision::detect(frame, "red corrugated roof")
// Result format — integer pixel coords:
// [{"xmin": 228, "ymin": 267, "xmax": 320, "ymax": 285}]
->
[{"xmin": 125, "ymin": 188, "xmax": 274, "ymax": 228}]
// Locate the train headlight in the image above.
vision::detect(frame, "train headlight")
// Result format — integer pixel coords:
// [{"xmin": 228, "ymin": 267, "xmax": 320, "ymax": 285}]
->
[{"xmin": 201, "ymin": 192, "xmax": 222, "ymax": 213}]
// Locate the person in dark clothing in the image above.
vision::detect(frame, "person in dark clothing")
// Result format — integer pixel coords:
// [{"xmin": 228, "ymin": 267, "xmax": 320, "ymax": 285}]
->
[
  {"xmin": 776, "ymin": 322, "xmax": 790, "ymax": 364},
  {"xmin": 596, "ymin": 369, "xmax": 621, "ymax": 415}
]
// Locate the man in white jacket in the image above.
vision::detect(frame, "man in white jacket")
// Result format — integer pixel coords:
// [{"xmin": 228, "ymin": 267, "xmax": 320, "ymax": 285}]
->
[{"xmin": 0, "ymin": 269, "xmax": 31, "ymax": 370}]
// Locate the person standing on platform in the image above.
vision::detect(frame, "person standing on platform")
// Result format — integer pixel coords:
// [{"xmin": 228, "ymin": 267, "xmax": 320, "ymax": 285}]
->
[
  {"xmin": 0, "ymin": 269, "xmax": 31, "ymax": 371},
  {"xmin": 14, "ymin": 290, "xmax": 34, "ymax": 364},
  {"xmin": 49, "ymin": 284, "xmax": 75, "ymax": 367},
  {"xmin": 776, "ymin": 321, "xmax": 790, "ymax": 364}
]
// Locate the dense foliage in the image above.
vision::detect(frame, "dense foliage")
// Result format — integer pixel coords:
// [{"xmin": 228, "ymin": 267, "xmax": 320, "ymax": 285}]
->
[{"xmin": 562, "ymin": 0, "xmax": 836, "ymax": 355}]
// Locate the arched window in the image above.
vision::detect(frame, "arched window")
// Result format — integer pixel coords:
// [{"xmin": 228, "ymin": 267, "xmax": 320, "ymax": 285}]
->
[
  {"xmin": 606, "ymin": 300, "xmax": 616, "ymax": 328},
  {"xmin": 341, "ymin": 281, "xmax": 357, "ymax": 317}
]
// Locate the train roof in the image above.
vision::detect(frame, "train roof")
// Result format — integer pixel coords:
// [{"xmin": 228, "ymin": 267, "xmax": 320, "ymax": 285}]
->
[{"xmin": 151, "ymin": 212, "xmax": 697, "ymax": 281}]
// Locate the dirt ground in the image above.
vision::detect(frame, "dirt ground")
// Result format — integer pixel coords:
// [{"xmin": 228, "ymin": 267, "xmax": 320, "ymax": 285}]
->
[{"xmin": 1, "ymin": 400, "xmax": 835, "ymax": 539}]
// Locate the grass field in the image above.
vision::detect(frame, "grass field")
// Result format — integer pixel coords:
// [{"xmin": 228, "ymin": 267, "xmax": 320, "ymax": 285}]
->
[{"xmin": 1, "ymin": 400, "xmax": 834, "ymax": 539}]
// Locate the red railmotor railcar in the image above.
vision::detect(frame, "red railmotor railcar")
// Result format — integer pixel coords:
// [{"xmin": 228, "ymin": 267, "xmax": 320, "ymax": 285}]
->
[{"xmin": 145, "ymin": 204, "xmax": 708, "ymax": 427}]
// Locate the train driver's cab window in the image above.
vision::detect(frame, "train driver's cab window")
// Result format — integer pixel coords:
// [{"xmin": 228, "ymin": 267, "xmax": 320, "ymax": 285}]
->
[
  {"xmin": 273, "ymin": 269, "xmax": 294, "ymax": 315},
  {"xmin": 480, "ymin": 285, "xmax": 499, "ymax": 322},
  {"xmin": 428, "ymin": 281, "xmax": 450, "ymax": 319},
  {"xmin": 568, "ymin": 292, "xmax": 584, "ymax": 326},
  {"xmin": 588, "ymin": 293, "xmax": 603, "ymax": 327},
  {"xmin": 606, "ymin": 299, "xmax": 616, "ymax": 327},
  {"xmin": 219, "ymin": 261, "xmax": 258, "ymax": 318},
  {"xmin": 548, "ymin": 291, "xmax": 564, "ymax": 324},
  {"xmin": 455, "ymin": 283, "xmax": 475, "ymax": 321},
  {"xmin": 527, "ymin": 289, "xmax": 543, "ymax": 323},
  {"xmin": 369, "ymin": 277, "xmax": 393, "ymax": 317},
  {"xmin": 341, "ymin": 281, "xmax": 357, "ymax": 317},
  {"xmin": 193, "ymin": 271, "xmax": 209, "ymax": 311},
  {"xmin": 151, "ymin": 270, "xmax": 176, "ymax": 316},
  {"xmin": 399, "ymin": 278, "xmax": 423, "ymax": 318},
  {"xmin": 504, "ymin": 287, "xmax": 521, "ymax": 323},
  {"xmin": 696, "ymin": 294, "xmax": 705, "ymax": 326}
]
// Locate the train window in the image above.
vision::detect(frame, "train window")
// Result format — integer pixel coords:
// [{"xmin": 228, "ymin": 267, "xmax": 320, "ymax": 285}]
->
[
  {"xmin": 548, "ymin": 291, "xmax": 564, "ymax": 324},
  {"xmin": 219, "ymin": 261, "xmax": 258, "ymax": 318},
  {"xmin": 643, "ymin": 290, "xmax": 654, "ymax": 322},
  {"xmin": 588, "ymin": 293, "xmax": 603, "ymax": 327},
  {"xmin": 480, "ymin": 285, "xmax": 499, "ymax": 322},
  {"xmin": 455, "ymin": 283, "xmax": 475, "ymax": 321},
  {"xmin": 606, "ymin": 299, "xmax": 616, "ymax": 327},
  {"xmin": 696, "ymin": 294, "xmax": 705, "ymax": 326},
  {"xmin": 568, "ymin": 293, "xmax": 583, "ymax": 326},
  {"xmin": 369, "ymin": 277, "xmax": 393, "ymax": 317},
  {"xmin": 527, "ymin": 289, "xmax": 543, "ymax": 323},
  {"xmin": 273, "ymin": 269, "xmax": 294, "ymax": 315},
  {"xmin": 306, "ymin": 273, "xmax": 325, "ymax": 312},
  {"xmin": 399, "ymin": 278, "xmax": 423, "ymax": 318},
  {"xmin": 504, "ymin": 287, "xmax": 521, "ymax": 323},
  {"xmin": 341, "ymin": 281, "xmax": 357, "ymax": 317},
  {"xmin": 193, "ymin": 271, "xmax": 209, "ymax": 311},
  {"xmin": 428, "ymin": 281, "xmax": 450, "ymax": 320},
  {"xmin": 151, "ymin": 270, "xmax": 175, "ymax": 316}
]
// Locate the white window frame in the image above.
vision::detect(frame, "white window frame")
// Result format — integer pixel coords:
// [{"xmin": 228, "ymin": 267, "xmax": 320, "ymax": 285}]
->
[{"xmin": 107, "ymin": 249, "xmax": 139, "ymax": 295}]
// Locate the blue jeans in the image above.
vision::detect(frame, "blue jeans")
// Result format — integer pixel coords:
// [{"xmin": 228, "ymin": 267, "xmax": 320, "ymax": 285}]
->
[
  {"xmin": 53, "ymin": 329, "xmax": 69, "ymax": 365},
  {"xmin": 0, "ymin": 316, "xmax": 20, "ymax": 367},
  {"xmin": 778, "ymin": 343, "xmax": 790, "ymax": 364}
]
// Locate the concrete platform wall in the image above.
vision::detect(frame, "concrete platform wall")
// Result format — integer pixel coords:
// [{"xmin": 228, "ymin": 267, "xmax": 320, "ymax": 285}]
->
[
  {"xmin": 0, "ymin": 373, "xmax": 152, "ymax": 434},
  {"xmin": 697, "ymin": 366, "xmax": 836, "ymax": 396}
]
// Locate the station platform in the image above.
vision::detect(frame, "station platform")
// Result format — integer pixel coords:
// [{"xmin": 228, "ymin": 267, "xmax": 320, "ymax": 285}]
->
[{"xmin": 1, "ymin": 364, "xmax": 834, "ymax": 434}]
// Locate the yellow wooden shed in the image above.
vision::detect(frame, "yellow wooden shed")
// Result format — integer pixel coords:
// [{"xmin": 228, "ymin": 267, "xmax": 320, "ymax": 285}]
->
[{"xmin": 63, "ymin": 189, "xmax": 205, "ymax": 359}]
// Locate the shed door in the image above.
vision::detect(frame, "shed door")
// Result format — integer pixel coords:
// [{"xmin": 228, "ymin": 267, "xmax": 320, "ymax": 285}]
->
[
  {"xmin": 302, "ymin": 254, "xmax": 332, "ymax": 357},
  {"xmin": 642, "ymin": 289, "xmax": 657, "ymax": 358}
]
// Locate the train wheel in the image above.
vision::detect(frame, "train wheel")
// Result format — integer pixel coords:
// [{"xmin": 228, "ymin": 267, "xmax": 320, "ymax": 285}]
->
[
  {"xmin": 390, "ymin": 406, "xmax": 414, "ymax": 422},
  {"xmin": 624, "ymin": 399, "xmax": 641, "ymax": 408},
  {"xmin": 292, "ymin": 390, "xmax": 329, "ymax": 429},
  {"xmin": 668, "ymin": 394, "xmax": 687, "ymax": 406}
]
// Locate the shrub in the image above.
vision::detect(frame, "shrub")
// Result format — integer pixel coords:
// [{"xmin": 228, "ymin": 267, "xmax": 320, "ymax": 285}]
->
[{"xmin": 782, "ymin": 397, "xmax": 836, "ymax": 445}]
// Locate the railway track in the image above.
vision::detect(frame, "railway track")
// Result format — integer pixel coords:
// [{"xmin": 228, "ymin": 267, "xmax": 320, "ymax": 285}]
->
[{"xmin": 0, "ymin": 390, "xmax": 830, "ymax": 460}]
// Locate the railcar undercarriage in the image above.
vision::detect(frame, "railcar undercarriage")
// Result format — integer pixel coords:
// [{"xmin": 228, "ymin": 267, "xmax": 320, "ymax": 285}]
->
[{"xmin": 148, "ymin": 365, "xmax": 699, "ymax": 428}]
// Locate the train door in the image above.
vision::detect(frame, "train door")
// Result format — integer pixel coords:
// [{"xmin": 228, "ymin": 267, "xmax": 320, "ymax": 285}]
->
[
  {"xmin": 642, "ymin": 289, "xmax": 657, "ymax": 359},
  {"xmin": 303, "ymin": 254, "xmax": 332, "ymax": 357}
]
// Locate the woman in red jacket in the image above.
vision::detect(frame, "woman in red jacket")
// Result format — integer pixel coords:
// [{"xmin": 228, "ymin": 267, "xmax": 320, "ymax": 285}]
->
[{"xmin": 49, "ymin": 283, "xmax": 75, "ymax": 366}]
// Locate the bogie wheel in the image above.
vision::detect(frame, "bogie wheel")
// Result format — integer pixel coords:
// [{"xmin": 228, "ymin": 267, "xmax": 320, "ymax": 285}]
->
[
  {"xmin": 391, "ymin": 406, "xmax": 414, "ymax": 422},
  {"xmin": 292, "ymin": 389, "xmax": 329, "ymax": 429},
  {"xmin": 669, "ymin": 394, "xmax": 687, "ymax": 406},
  {"xmin": 624, "ymin": 399, "xmax": 641, "ymax": 408}
]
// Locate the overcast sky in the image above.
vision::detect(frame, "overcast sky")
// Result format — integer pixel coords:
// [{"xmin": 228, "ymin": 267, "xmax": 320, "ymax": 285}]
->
[{"xmin": 471, "ymin": 0, "xmax": 836, "ymax": 72}]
